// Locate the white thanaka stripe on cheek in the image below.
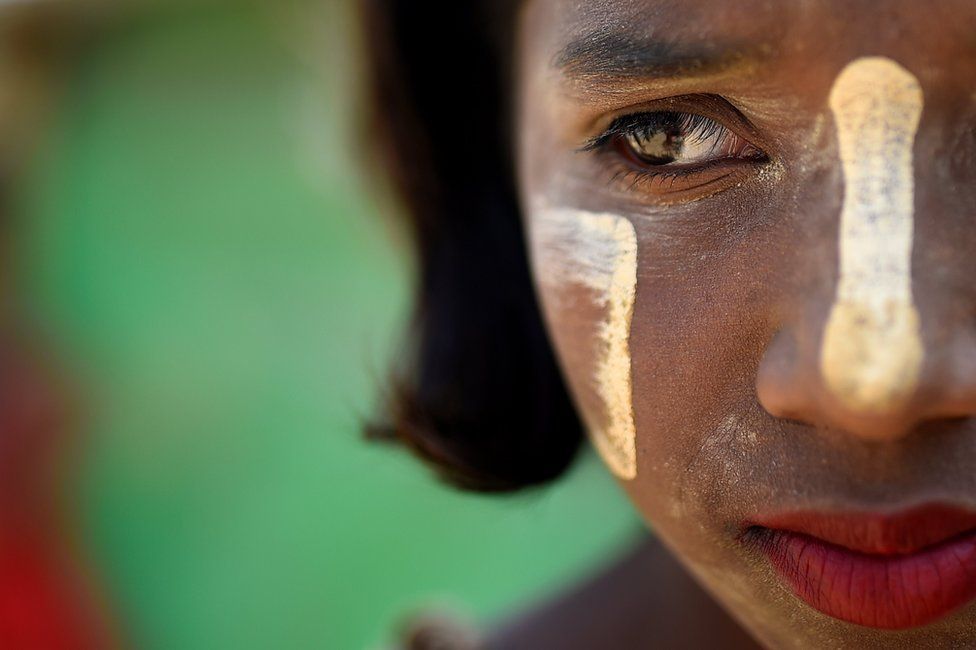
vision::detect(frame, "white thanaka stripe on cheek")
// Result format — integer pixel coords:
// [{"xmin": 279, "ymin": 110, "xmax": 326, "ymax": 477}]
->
[
  {"xmin": 530, "ymin": 207, "xmax": 638, "ymax": 479},
  {"xmin": 820, "ymin": 57, "xmax": 924, "ymax": 413}
]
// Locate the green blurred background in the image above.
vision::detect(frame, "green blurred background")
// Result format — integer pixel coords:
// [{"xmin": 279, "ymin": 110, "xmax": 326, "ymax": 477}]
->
[{"xmin": 14, "ymin": 1, "xmax": 637, "ymax": 647}]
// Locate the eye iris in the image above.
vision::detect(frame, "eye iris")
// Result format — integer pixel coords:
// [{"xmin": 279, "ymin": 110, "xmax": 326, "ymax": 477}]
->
[{"xmin": 625, "ymin": 128, "xmax": 683, "ymax": 165}]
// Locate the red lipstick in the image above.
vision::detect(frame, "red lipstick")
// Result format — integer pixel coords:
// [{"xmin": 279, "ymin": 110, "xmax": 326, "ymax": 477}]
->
[{"xmin": 743, "ymin": 505, "xmax": 976, "ymax": 629}]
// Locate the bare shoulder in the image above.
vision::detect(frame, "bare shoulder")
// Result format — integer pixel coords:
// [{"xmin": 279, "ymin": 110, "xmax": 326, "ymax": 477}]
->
[{"xmin": 480, "ymin": 534, "xmax": 761, "ymax": 650}]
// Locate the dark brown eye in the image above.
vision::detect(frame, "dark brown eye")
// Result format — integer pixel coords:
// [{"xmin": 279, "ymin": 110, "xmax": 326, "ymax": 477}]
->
[{"xmin": 611, "ymin": 111, "xmax": 764, "ymax": 167}]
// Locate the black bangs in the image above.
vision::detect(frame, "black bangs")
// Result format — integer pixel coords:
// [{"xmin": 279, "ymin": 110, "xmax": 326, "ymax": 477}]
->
[{"xmin": 358, "ymin": 1, "xmax": 584, "ymax": 492}]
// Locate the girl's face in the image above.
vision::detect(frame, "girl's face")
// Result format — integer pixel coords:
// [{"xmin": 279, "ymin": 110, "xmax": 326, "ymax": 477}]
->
[{"xmin": 517, "ymin": 0, "xmax": 976, "ymax": 646}]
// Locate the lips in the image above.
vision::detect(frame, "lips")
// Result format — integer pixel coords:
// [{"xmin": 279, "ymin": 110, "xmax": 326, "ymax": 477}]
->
[{"xmin": 743, "ymin": 505, "xmax": 976, "ymax": 629}]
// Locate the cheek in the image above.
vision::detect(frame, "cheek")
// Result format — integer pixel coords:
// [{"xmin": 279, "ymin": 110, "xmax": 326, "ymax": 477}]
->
[
  {"xmin": 525, "ymin": 192, "xmax": 790, "ymax": 539},
  {"xmin": 526, "ymin": 204, "xmax": 638, "ymax": 480}
]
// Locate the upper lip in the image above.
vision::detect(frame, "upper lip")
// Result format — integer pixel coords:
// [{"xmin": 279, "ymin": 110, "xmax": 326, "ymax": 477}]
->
[{"xmin": 745, "ymin": 504, "xmax": 976, "ymax": 555}]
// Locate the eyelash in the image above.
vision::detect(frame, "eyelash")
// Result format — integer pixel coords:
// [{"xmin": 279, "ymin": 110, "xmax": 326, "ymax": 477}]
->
[
  {"xmin": 581, "ymin": 110, "xmax": 767, "ymax": 191},
  {"xmin": 583, "ymin": 112, "xmax": 723, "ymax": 152}
]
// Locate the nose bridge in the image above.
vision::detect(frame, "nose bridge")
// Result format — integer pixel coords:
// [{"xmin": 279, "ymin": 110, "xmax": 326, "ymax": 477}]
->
[
  {"xmin": 818, "ymin": 57, "xmax": 924, "ymax": 416},
  {"xmin": 757, "ymin": 57, "xmax": 945, "ymax": 442}
]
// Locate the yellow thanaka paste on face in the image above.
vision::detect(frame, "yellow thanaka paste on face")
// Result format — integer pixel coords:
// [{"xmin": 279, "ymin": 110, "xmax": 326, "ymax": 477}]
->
[
  {"xmin": 530, "ymin": 207, "xmax": 638, "ymax": 479},
  {"xmin": 820, "ymin": 57, "xmax": 924, "ymax": 413}
]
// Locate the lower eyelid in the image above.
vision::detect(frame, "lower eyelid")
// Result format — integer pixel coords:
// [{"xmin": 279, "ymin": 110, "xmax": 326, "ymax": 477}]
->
[
  {"xmin": 601, "ymin": 155, "xmax": 760, "ymax": 201},
  {"xmin": 634, "ymin": 168, "xmax": 735, "ymax": 194}
]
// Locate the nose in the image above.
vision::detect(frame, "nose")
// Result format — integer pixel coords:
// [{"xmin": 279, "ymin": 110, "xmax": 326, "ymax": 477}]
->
[
  {"xmin": 758, "ymin": 319, "xmax": 976, "ymax": 442},
  {"xmin": 757, "ymin": 56, "xmax": 976, "ymax": 442}
]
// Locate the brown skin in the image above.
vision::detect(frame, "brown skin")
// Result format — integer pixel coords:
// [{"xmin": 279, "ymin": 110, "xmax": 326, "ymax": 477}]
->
[
  {"xmin": 486, "ymin": 536, "xmax": 759, "ymax": 650},
  {"xmin": 515, "ymin": 1, "xmax": 976, "ymax": 647}
]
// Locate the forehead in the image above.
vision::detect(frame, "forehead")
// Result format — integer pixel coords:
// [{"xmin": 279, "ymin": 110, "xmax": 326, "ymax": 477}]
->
[{"xmin": 526, "ymin": 0, "xmax": 976, "ymax": 72}]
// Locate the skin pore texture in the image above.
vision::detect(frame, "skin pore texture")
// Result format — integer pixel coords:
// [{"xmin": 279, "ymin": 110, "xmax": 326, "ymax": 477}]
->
[
  {"xmin": 517, "ymin": 0, "xmax": 976, "ymax": 647},
  {"xmin": 529, "ymin": 205, "xmax": 638, "ymax": 479},
  {"xmin": 820, "ymin": 57, "xmax": 924, "ymax": 416}
]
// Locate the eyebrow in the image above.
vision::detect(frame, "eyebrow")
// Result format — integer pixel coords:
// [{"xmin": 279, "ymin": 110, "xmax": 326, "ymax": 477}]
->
[{"xmin": 553, "ymin": 31, "xmax": 755, "ymax": 81}]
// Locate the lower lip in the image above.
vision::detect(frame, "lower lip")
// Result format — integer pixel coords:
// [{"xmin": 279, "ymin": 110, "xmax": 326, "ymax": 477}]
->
[{"xmin": 748, "ymin": 527, "xmax": 976, "ymax": 629}]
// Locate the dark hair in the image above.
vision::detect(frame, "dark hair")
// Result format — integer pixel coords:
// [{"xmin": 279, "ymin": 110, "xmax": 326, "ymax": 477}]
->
[{"xmin": 359, "ymin": 1, "xmax": 585, "ymax": 492}]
